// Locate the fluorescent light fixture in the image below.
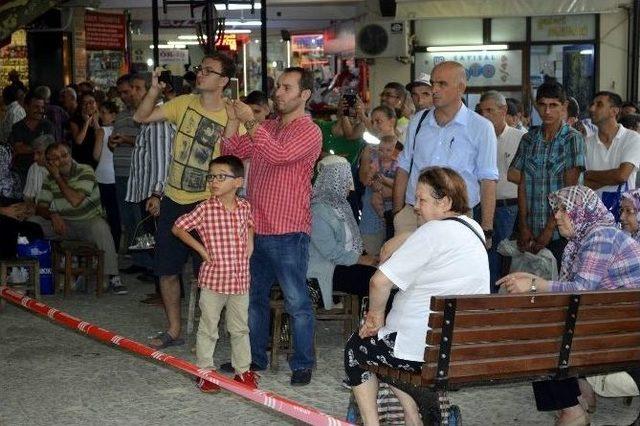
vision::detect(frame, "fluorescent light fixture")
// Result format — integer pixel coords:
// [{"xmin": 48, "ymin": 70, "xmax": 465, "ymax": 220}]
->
[
  {"xmin": 225, "ymin": 20, "xmax": 262, "ymax": 27},
  {"xmin": 177, "ymin": 30, "xmax": 251, "ymax": 39},
  {"xmin": 363, "ymin": 131, "xmax": 380, "ymax": 145},
  {"xmin": 215, "ymin": 3, "xmax": 261, "ymax": 10},
  {"xmin": 426, "ymin": 44, "xmax": 508, "ymax": 52},
  {"xmin": 168, "ymin": 40, "xmax": 200, "ymax": 45},
  {"xmin": 149, "ymin": 44, "xmax": 186, "ymax": 49},
  {"xmin": 580, "ymin": 49, "xmax": 594, "ymax": 55}
]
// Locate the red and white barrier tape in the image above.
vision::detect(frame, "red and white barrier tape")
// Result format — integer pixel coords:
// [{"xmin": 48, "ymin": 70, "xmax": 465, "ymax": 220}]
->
[{"xmin": 0, "ymin": 287, "xmax": 351, "ymax": 426}]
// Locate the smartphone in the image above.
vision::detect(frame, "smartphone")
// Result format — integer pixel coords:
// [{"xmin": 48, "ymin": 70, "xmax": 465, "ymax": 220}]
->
[
  {"xmin": 159, "ymin": 70, "xmax": 172, "ymax": 86},
  {"xmin": 343, "ymin": 93, "xmax": 357, "ymax": 117}
]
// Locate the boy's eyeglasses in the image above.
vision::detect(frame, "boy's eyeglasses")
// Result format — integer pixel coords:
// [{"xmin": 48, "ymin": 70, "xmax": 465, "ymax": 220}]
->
[
  {"xmin": 206, "ymin": 173, "xmax": 238, "ymax": 182},
  {"xmin": 193, "ymin": 65, "xmax": 225, "ymax": 77}
]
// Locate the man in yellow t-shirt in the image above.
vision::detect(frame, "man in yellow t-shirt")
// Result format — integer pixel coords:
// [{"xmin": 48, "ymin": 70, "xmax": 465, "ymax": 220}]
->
[{"xmin": 133, "ymin": 52, "xmax": 238, "ymax": 349}]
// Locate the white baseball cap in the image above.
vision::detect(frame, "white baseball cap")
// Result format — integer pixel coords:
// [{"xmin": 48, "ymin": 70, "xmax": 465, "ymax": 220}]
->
[{"xmin": 406, "ymin": 72, "xmax": 432, "ymax": 90}]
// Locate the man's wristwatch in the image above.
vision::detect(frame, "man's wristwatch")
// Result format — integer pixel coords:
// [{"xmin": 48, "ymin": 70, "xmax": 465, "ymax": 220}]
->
[
  {"xmin": 244, "ymin": 119, "xmax": 258, "ymax": 132},
  {"xmin": 483, "ymin": 229, "xmax": 494, "ymax": 238}
]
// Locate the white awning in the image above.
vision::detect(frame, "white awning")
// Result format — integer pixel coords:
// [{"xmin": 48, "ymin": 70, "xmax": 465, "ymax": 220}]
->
[{"xmin": 396, "ymin": 0, "xmax": 631, "ymax": 19}]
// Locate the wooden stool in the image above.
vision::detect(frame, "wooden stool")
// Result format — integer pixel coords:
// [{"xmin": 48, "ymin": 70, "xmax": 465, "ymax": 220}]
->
[
  {"xmin": 0, "ymin": 259, "xmax": 40, "ymax": 312},
  {"xmin": 52, "ymin": 241, "xmax": 104, "ymax": 297},
  {"xmin": 316, "ymin": 291, "xmax": 360, "ymax": 339},
  {"xmin": 269, "ymin": 298, "xmax": 294, "ymax": 370},
  {"xmin": 269, "ymin": 297, "xmax": 320, "ymax": 371},
  {"xmin": 186, "ymin": 279, "xmax": 199, "ymax": 336}
]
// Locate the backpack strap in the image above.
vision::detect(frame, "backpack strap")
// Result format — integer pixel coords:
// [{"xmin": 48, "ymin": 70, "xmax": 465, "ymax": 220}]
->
[{"xmin": 407, "ymin": 109, "xmax": 430, "ymax": 177}]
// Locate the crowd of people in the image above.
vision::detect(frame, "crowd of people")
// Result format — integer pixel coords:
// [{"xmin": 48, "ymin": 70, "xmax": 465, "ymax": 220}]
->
[{"xmin": 3, "ymin": 54, "xmax": 640, "ymax": 425}]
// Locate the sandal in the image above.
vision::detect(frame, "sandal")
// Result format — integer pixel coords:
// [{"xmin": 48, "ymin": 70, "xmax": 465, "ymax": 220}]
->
[{"xmin": 149, "ymin": 331, "xmax": 185, "ymax": 349}]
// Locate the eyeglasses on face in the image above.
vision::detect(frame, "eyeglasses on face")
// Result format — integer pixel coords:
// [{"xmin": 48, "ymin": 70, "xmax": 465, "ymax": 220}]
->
[
  {"xmin": 206, "ymin": 173, "xmax": 237, "ymax": 182},
  {"xmin": 380, "ymin": 91, "xmax": 399, "ymax": 99},
  {"xmin": 194, "ymin": 65, "xmax": 225, "ymax": 77}
]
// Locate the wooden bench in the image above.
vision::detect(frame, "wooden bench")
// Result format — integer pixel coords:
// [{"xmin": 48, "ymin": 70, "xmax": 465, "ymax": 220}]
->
[{"xmin": 365, "ymin": 290, "xmax": 640, "ymax": 425}]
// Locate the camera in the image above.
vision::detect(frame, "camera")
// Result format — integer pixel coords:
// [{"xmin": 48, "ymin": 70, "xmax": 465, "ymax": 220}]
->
[
  {"xmin": 342, "ymin": 89, "xmax": 357, "ymax": 117},
  {"xmin": 159, "ymin": 69, "xmax": 172, "ymax": 85}
]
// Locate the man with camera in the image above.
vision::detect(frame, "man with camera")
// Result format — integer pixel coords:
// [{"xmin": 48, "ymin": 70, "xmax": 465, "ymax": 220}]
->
[{"xmin": 133, "ymin": 52, "xmax": 238, "ymax": 349}]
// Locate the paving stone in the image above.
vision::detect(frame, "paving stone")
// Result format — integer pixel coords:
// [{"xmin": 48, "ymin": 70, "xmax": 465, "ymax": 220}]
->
[{"xmin": 1, "ymin": 273, "xmax": 638, "ymax": 425}]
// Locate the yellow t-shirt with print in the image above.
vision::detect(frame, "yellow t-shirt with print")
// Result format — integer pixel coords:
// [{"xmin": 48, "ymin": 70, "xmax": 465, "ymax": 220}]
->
[{"xmin": 161, "ymin": 94, "xmax": 228, "ymax": 204}]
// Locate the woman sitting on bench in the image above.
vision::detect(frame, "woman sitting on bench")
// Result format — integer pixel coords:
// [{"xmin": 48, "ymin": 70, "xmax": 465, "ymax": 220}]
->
[
  {"xmin": 499, "ymin": 185, "xmax": 640, "ymax": 426},
  {"xmin": 344, "ymin": 167, "xmax": 490, "ymax": 425}
]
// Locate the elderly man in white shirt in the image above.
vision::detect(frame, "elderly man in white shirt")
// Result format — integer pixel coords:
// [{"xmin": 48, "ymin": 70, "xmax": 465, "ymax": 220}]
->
[
  {"xmin": 23, "ymin": 134, "xmax": 55, "ymax": 238},
  {"xmin": 583, "ymin": 91, "xmax": 640, "ymax": 217},
  {"xmin": 478, "ymin": 91, "xmax": 526, "ymax": 292}
]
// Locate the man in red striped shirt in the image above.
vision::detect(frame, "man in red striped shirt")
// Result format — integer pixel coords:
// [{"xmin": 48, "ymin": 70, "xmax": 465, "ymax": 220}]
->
[{"xmin": 223, "ymin": 67, "xmax": 322, "ymax": 385}]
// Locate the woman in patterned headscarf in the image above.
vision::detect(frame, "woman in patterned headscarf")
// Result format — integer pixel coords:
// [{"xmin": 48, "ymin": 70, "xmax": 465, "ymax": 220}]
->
[
  {"xmin": 620, "ymin": 189, "xmax": 640, "ymax": 242},
  {"xmin": 498, "ymin": 185, "xmax": 640, "ymax": 425},
  {"xmin": 307, "ymin": 155, "xmax": 376, "ymax": 309}
]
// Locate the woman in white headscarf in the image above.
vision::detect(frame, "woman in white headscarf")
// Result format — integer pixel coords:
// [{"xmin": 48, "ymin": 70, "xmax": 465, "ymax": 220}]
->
[{"xmin": 307, "ymin": 155, "xmax": 377, "ymax": 309}]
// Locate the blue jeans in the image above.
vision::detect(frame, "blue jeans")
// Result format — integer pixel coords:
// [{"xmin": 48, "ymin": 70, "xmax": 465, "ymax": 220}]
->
[
  {"xmin": 249, "ymin": 233, "xmax": 315, "ymax": 371},
  {"xmin": 488, "ymin": 204, "xmax": 518, "ymax": 292}
]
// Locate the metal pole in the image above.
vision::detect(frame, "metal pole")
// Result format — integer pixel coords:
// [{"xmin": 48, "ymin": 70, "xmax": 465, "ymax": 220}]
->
[
  {"xmin": 260, "ymin": 0, "xmax": 268, "ymax": 94},
  {"xmin": 152, "ymin": 0, "xmax": 160, "ymax": 68},
  {"xmin": 632, "ymin": 0, "xmax": 640, "ymax": 103}
]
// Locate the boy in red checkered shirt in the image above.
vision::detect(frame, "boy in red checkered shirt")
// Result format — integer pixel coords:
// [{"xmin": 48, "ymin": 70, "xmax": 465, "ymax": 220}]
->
[{"xmin": 172, "ymin": 155, "xmax": 257, "ymax": 392}]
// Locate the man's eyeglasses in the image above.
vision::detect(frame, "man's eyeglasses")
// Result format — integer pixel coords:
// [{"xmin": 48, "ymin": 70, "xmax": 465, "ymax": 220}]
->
[
  {"xmin": 193, "ymin": 65, "xmax": 225, "ymax": 77},
  {"xmin": 206, "ymin": 173, "xmax": 238, "ymax": 182}
]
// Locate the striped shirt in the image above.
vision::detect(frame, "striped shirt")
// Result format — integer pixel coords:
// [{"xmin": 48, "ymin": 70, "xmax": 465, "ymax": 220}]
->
[
  {"xmin": 223, "ymin": 115, "xmax": 322, "ymax": 235},
  {"xmin": 112, "ymin": 107, "xmax": 140, "ymax": 177},
  {"xmin": 125, "ymin": 119, "xmax": 175, "ymax": 203},
  {"xmin": 549, "ymin": 227, "xmax": 640, "ymax": 292},
  {"xmin": 38, "ymin": 162, "xmax": 103, "ymax": 221}
]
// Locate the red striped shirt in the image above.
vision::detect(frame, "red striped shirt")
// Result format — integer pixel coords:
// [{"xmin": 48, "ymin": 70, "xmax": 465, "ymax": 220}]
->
[{"xmin": 223, "ymin": 115, "xmax": 322, "ymax": 235}]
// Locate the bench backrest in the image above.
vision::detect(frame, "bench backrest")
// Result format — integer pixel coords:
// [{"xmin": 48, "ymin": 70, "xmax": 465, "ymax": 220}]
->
[{"xmin": 420, "ymin": 290, "xmax": 640, "ymax": 389}]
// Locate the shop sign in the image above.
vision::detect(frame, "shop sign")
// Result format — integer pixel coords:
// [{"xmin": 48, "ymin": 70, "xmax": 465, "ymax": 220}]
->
[
  {"xmin": 85, "ymin": 11, "xmax": 126, "ymax": 51},
  {"xmin": 159, "ymin": 49, "xmax": 189, "ymax": 64},
  {"xmin": 531, "ymin": 15, "xmax": 595, "ymax": 42},
  {"xmin": 416, "ymin": 50, "xmax": 522, "ymax": 87}
]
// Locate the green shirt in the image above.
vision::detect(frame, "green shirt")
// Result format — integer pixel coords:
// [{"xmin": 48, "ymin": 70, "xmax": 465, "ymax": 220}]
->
[
  {"xmin": 39, "ymin": 162, "xmax": 103, "ymax": 221},
  {"xmin": 315, "ymin": 119, "xmax": 364, "ymax": 165}
]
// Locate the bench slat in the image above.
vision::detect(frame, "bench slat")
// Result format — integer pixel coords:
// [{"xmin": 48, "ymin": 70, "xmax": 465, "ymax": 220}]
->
[
  {"xmin": 427, "ymin": 318, "xmax": 640, "ymax": 344},
  {"xmin": 430, "ymin": 290, "xmax": 640, "ymax": 311},
  {"xmin": 425, "ymin": 332, "xmax": 640, "ymax": 363},
  {"xmin": 428, "ymin": 303, "xmax": 640, "ymax": 329},
  {"xmin": 421, "ymin": 347, "xmax": 640, "ymax": 385}
]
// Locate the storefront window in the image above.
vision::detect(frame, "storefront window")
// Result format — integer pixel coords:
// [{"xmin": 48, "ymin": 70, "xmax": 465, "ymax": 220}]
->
[
  {"xmin": 530, "ymin": 43, "xmax": 595, "ymax": 121},
  {"xmin": 0, "ymin": 30, "xmax": 28, "ymax": 94},
  {"xmin": 414, "ymin": 18, "xmax": 483, "ymax": 46},
  {"xmin": 491, "ymin": 18, "xmax": 526, "ymax": 42}
]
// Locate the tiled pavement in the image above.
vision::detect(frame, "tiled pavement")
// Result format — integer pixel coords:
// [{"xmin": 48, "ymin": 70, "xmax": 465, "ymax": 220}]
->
[{"xmin": 1, "ymin": 271, "xmax": 638, "ymax": 425}]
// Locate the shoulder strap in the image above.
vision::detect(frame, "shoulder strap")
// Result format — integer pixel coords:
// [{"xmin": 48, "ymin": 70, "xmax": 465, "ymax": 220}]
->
[
  {"xmin": 442, "ymin": 217, "xmax": 485, "ymax": 247},
  {"xmin": 408, "ymin": 109, "xmax": 430, "ymax": 177}
]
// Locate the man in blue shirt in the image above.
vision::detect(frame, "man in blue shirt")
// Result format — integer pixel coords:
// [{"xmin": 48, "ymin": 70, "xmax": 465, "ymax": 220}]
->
[{"xmin": 392, "ymin": 61, "xmax": 498, "ymax": 244}]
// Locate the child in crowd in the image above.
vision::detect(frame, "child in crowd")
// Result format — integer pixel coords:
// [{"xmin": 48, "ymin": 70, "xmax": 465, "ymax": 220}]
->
[
  {"xmin": 368, "ymin": 135, "xmax": 400, "ymax": 239},
  {"xmin": 93, "ymin": 100, "xmax": 121, "ymax": 250},
  {"xmin": 172, "ymin": 155, "xmax": 257, "ymax": 392}
]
